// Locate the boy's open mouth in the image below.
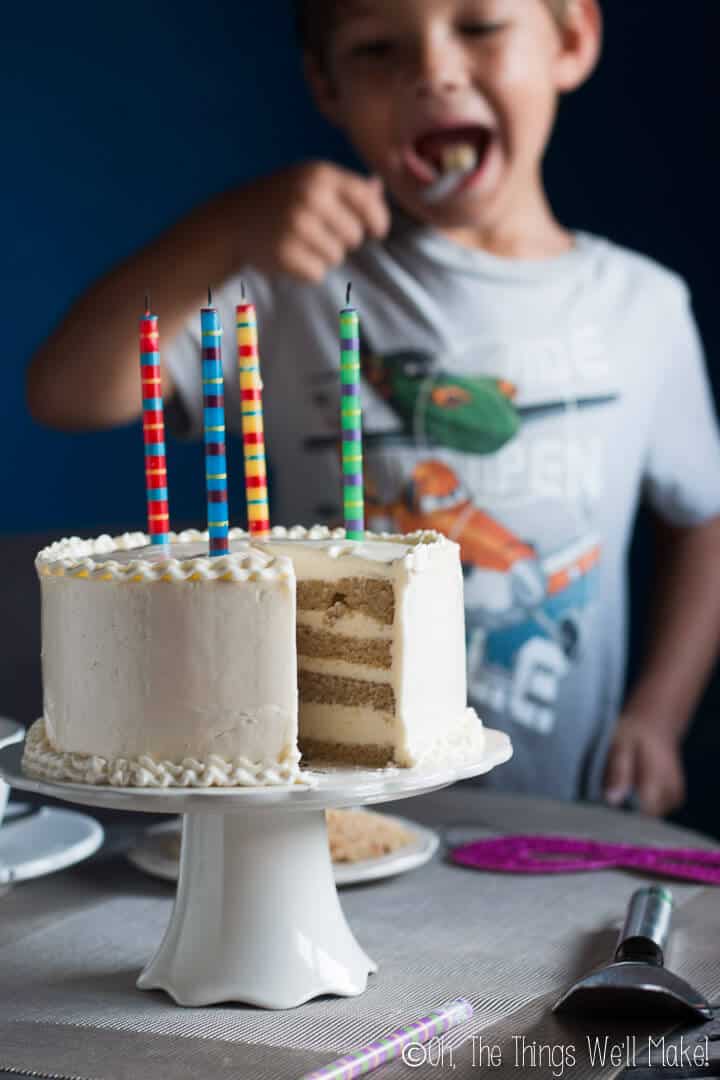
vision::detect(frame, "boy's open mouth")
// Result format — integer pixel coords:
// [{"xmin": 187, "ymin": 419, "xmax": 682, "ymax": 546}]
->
[{"xmin": 405, "ymin": 124, "xmax": 495, "ymax": 187}]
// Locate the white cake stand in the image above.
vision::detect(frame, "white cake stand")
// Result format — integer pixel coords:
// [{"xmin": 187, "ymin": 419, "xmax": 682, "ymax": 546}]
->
[{"xmin": 0, "ymin": 727, "xmax": 511, "ymax": 1010}]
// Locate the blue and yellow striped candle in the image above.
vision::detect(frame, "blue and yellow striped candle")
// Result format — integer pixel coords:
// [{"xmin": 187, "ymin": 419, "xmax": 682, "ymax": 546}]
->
[
  {"xmin": 201, "ymin": 296, "xmax": 230, "ymax": 556},
  {"xmin": 139, "ymin": 305, "xmax": 170, "ymax": 546},
  {"xmin": 340, "ymin": 285, "xmax": 364, "ymax": 540}
]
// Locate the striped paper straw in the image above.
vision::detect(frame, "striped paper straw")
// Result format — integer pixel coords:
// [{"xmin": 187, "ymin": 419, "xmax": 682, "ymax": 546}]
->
[
  {"xmin": 340, "ymin": 284, "xmax": 364, "ymax": 540},
  {"xmin": 201, "ymin": 295, "xmax": 230, "ymax": 556},
  {"xmin": 139, "ymin": 303, "xmax": 170, "ymax": 546},
  {"xmin": 236, "ymin": 296, "xmax": 270, "ymax": 537},
  {"xmin": 299, "ymin": 999, "xmax": 473, "ymax": 1080}
]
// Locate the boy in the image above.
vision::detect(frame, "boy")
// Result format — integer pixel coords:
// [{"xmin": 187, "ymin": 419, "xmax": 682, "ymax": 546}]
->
[{"xmin": 27, "ymin": 0, "xmax": 720, "ymax": 813}]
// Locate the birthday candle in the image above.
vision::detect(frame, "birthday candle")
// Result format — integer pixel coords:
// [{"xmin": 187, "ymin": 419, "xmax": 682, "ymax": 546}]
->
[
  {"xmin": 139, "ymin": 300, "xmax": 170, "ymax": 546},
  {"xmin": 201, "ymin": 292, "xmax": 230, "ymax": 557},
  {"xmin": 236, "ymin": 293, "xmax": 270, "ymax": 538},
  {"xmin": 340, "ymin": 284, "xmax": 364, "ymax": 540},
  {"xmin": 299, "ymin": 999, "xmax": 473, "ymax": 1080}
]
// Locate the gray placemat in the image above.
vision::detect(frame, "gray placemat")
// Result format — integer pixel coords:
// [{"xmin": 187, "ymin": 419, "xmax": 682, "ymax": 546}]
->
[{"xmin": 0, "ymin": 791, "xmax": 717, "ymax": 1080}]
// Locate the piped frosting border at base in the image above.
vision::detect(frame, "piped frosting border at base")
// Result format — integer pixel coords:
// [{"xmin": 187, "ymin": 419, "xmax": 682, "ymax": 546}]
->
[{"xmin": 22, "ymin": 718, "xmax": 314, "ymax": 789}]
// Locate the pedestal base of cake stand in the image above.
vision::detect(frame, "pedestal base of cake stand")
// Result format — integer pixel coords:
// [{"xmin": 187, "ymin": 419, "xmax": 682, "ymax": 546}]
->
[
  {"xmin": 0, "ymin": 726, "xmax": 512, "ymax": 1009},
  {"xmin": 137, "ymin": 807, "xmax": 375, "ymax": 1007}
]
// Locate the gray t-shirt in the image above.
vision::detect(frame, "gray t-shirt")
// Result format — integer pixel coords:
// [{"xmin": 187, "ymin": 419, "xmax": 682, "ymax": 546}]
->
[{"xmin": 166, "ymin": 220, "xmax": 720, "ymax": 801}]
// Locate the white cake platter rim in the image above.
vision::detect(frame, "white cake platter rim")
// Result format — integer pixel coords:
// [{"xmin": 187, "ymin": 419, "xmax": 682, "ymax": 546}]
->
[
  {"xmin": 0, "ymin": 728, "xmax": 512, "ymax": 815},
  {"xmin": 126, "ymin": 812, "xmax": 440, "ymax": 886}
]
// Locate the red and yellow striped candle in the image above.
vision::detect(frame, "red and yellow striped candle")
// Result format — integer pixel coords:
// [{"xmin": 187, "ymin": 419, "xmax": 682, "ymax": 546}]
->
[
  {"xmin": 236, "ymin": 298, "xmax": 270, "ymax": 537},
  {"xmin": 139, "ymin": 305, "xmax": 170, "ymax": 546}
]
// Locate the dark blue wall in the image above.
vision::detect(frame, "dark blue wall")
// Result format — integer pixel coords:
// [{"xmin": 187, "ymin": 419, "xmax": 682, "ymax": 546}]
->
[
  {"xmin": 3, "ymin": 0, "xmax": 351, "ymax": 534},
  {"xmin": 4, "ymin": 0, "xmax": 719, "ymax": 535}
]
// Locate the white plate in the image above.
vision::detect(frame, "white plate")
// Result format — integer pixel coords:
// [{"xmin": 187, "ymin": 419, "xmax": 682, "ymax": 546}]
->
[
  {"xmin": 128, "ymin": 813, "xmax": 439, "ymax": 888},
  {"xmin": 334, "ymin": 815, "xmax": 439, "ymax": 885},
  {"xmin": 0, "ymin": 804, "xmax": 104, "ymax": 885},
  {"xmin": 0, "ymin": 717, "xmax": 24, "ymax": 751}
]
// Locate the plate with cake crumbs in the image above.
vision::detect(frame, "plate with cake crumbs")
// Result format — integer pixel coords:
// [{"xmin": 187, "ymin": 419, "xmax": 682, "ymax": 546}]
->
[{"xmin": 127, "ymin": 809, "xmax": 439, "ymax": 887}]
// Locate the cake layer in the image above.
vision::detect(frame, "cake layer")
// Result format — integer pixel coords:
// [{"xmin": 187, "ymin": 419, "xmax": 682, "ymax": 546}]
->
[
  {"xmin": 300, "ymin": 736, "xmax": 394, "ymax": 767},
  {"xmin": 296, "ymin": 625, "xmax": 392, "ymax": 669},
  {"xmin": 296, "ymin": 579, "xmax": 394, "ymax": 625},
  {"xmin": 299, "ymin": 670, "xmax": 396, "ymax": 713}
]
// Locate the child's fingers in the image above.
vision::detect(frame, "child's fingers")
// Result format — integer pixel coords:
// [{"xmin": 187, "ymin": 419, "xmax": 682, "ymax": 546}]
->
[
  {"xmin": 637, "ymin": 748, "xmax": 685, "ymax": 817},
  {"xmin": 638, "ymin": 781, "xmax": 663, "ymax": 817},
  {"xmin": 319, "ymin": 199, "xmax": 366, "ymax": 251},
  {"xmin": 635, "ymin": 749, "xmax": 659, "ymax": 816},
  {"xmin": 292, "ymin": 209, "xmax": 347, "ymax": 266},
  {"xmin": 277, "ymin": 238, "xmax": 330, "ymax": 284},
  {"xmin": 603, "ymin": 739, "xmax": 634, "ymax": 807},
  {"xmin": 267, "ymin": 162, "xmax": 391, "ymax": 282},
  {"xmin": 638, "ymin": 776, "xmax": 677, "ymax": 817},
  {"xmin": 338, "ymin": 172, "xmax": 391, "ymax": 240}
]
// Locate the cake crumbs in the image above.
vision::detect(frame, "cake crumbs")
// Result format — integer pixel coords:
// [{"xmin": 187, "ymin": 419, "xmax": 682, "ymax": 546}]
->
[{"xmin": 326, "ymin": 808, "xmax": 413, "ymax": 863}]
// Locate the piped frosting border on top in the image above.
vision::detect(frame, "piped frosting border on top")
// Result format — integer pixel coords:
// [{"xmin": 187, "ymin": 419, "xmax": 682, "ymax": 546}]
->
[
  {"xmin": 36, "ymin": 530, "xmax": 294, "ymax": 584},
  {"xmin": 35, "ymin": 526, "xmax": 454, "ymax": 583}
]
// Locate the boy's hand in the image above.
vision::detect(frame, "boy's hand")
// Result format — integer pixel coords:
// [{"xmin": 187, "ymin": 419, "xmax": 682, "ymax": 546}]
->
[
  {"xmin": 603, "ymin": 713, "xmax": 686, "ymax": 817},
  {"xmin": 246, "ymin": 163, "xmax": 391, "ymax": 284}
]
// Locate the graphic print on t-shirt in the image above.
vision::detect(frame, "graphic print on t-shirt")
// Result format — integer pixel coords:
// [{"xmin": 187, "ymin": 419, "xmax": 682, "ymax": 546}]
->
[{"xmin": 305, "ymin": 330, "xmax": 618, "ymax": 737}]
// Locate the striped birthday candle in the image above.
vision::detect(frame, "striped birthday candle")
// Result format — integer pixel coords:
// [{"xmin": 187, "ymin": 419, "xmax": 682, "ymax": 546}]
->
[
  {"xmin": 201, "ymin": 293, "xmax": 230, "ymax": 556},
  {"xmin": 236, "ymin": 294, "xmax": 270, "ymax": 537},
  {"xmin": 340, "ymin": 284, "xmax": 364, "ymax": 540},
  {"xmin": 299, "ymin": 999, "xmax": 473, "ymax": 1080},
  {"xmin": 139, "ymin": 301, "xmax": 170, "ymax": 546}
]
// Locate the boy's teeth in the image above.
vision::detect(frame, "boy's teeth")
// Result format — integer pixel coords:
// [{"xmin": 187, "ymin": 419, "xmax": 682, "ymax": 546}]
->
[{"xmin": 440, "ymin": 142, "xmax": 478, "ymax": 174}]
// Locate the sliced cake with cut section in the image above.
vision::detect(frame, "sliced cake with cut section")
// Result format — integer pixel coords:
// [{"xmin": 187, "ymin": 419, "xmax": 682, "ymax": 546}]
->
[
  {"xmin": 24, "ymin": 526, "xmax": 478, "ymax": 787},
  {"xmin": 257, "ymin": 527, "xmax": 469, "ymax": 767}
]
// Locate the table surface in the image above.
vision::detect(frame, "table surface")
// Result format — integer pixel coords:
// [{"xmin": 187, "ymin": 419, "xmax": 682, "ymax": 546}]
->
[{"xmin": 2, "ymin": 788, "xmax": 720, "ymax": 1080}]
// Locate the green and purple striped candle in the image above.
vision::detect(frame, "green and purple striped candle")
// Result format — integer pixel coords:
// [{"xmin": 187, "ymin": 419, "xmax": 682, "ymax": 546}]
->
[
  {"xmin": 299, "ymin": 998, "xmax": 473, "ymax": 1080},
  {"xmin": 340, "ymin": 284, "xmax": 364, "ymax": 540}
]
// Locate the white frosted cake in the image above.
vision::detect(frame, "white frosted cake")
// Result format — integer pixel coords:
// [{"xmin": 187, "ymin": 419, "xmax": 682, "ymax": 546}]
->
[{"xmin": 23, "ymin": 526, "xmax": 481, "ymax": 787}]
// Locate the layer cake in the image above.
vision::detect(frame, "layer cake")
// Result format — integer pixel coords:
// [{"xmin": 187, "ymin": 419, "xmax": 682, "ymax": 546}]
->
[{"xmin": 23, "ymin": 526, "xmax": 478, "ymax": 786}]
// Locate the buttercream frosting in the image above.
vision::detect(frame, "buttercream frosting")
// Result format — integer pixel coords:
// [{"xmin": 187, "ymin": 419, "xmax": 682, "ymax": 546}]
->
[
  {"xmin": 23, "ymin": 717, "xmax": 312, "ymax": 788},
  {"xmin": 35, "ymin": 526, "xmax": 448, "ymax": 581},
  {"xmin": 28, "ymin": 525, "xmax": 474, "ymax": 787}
]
